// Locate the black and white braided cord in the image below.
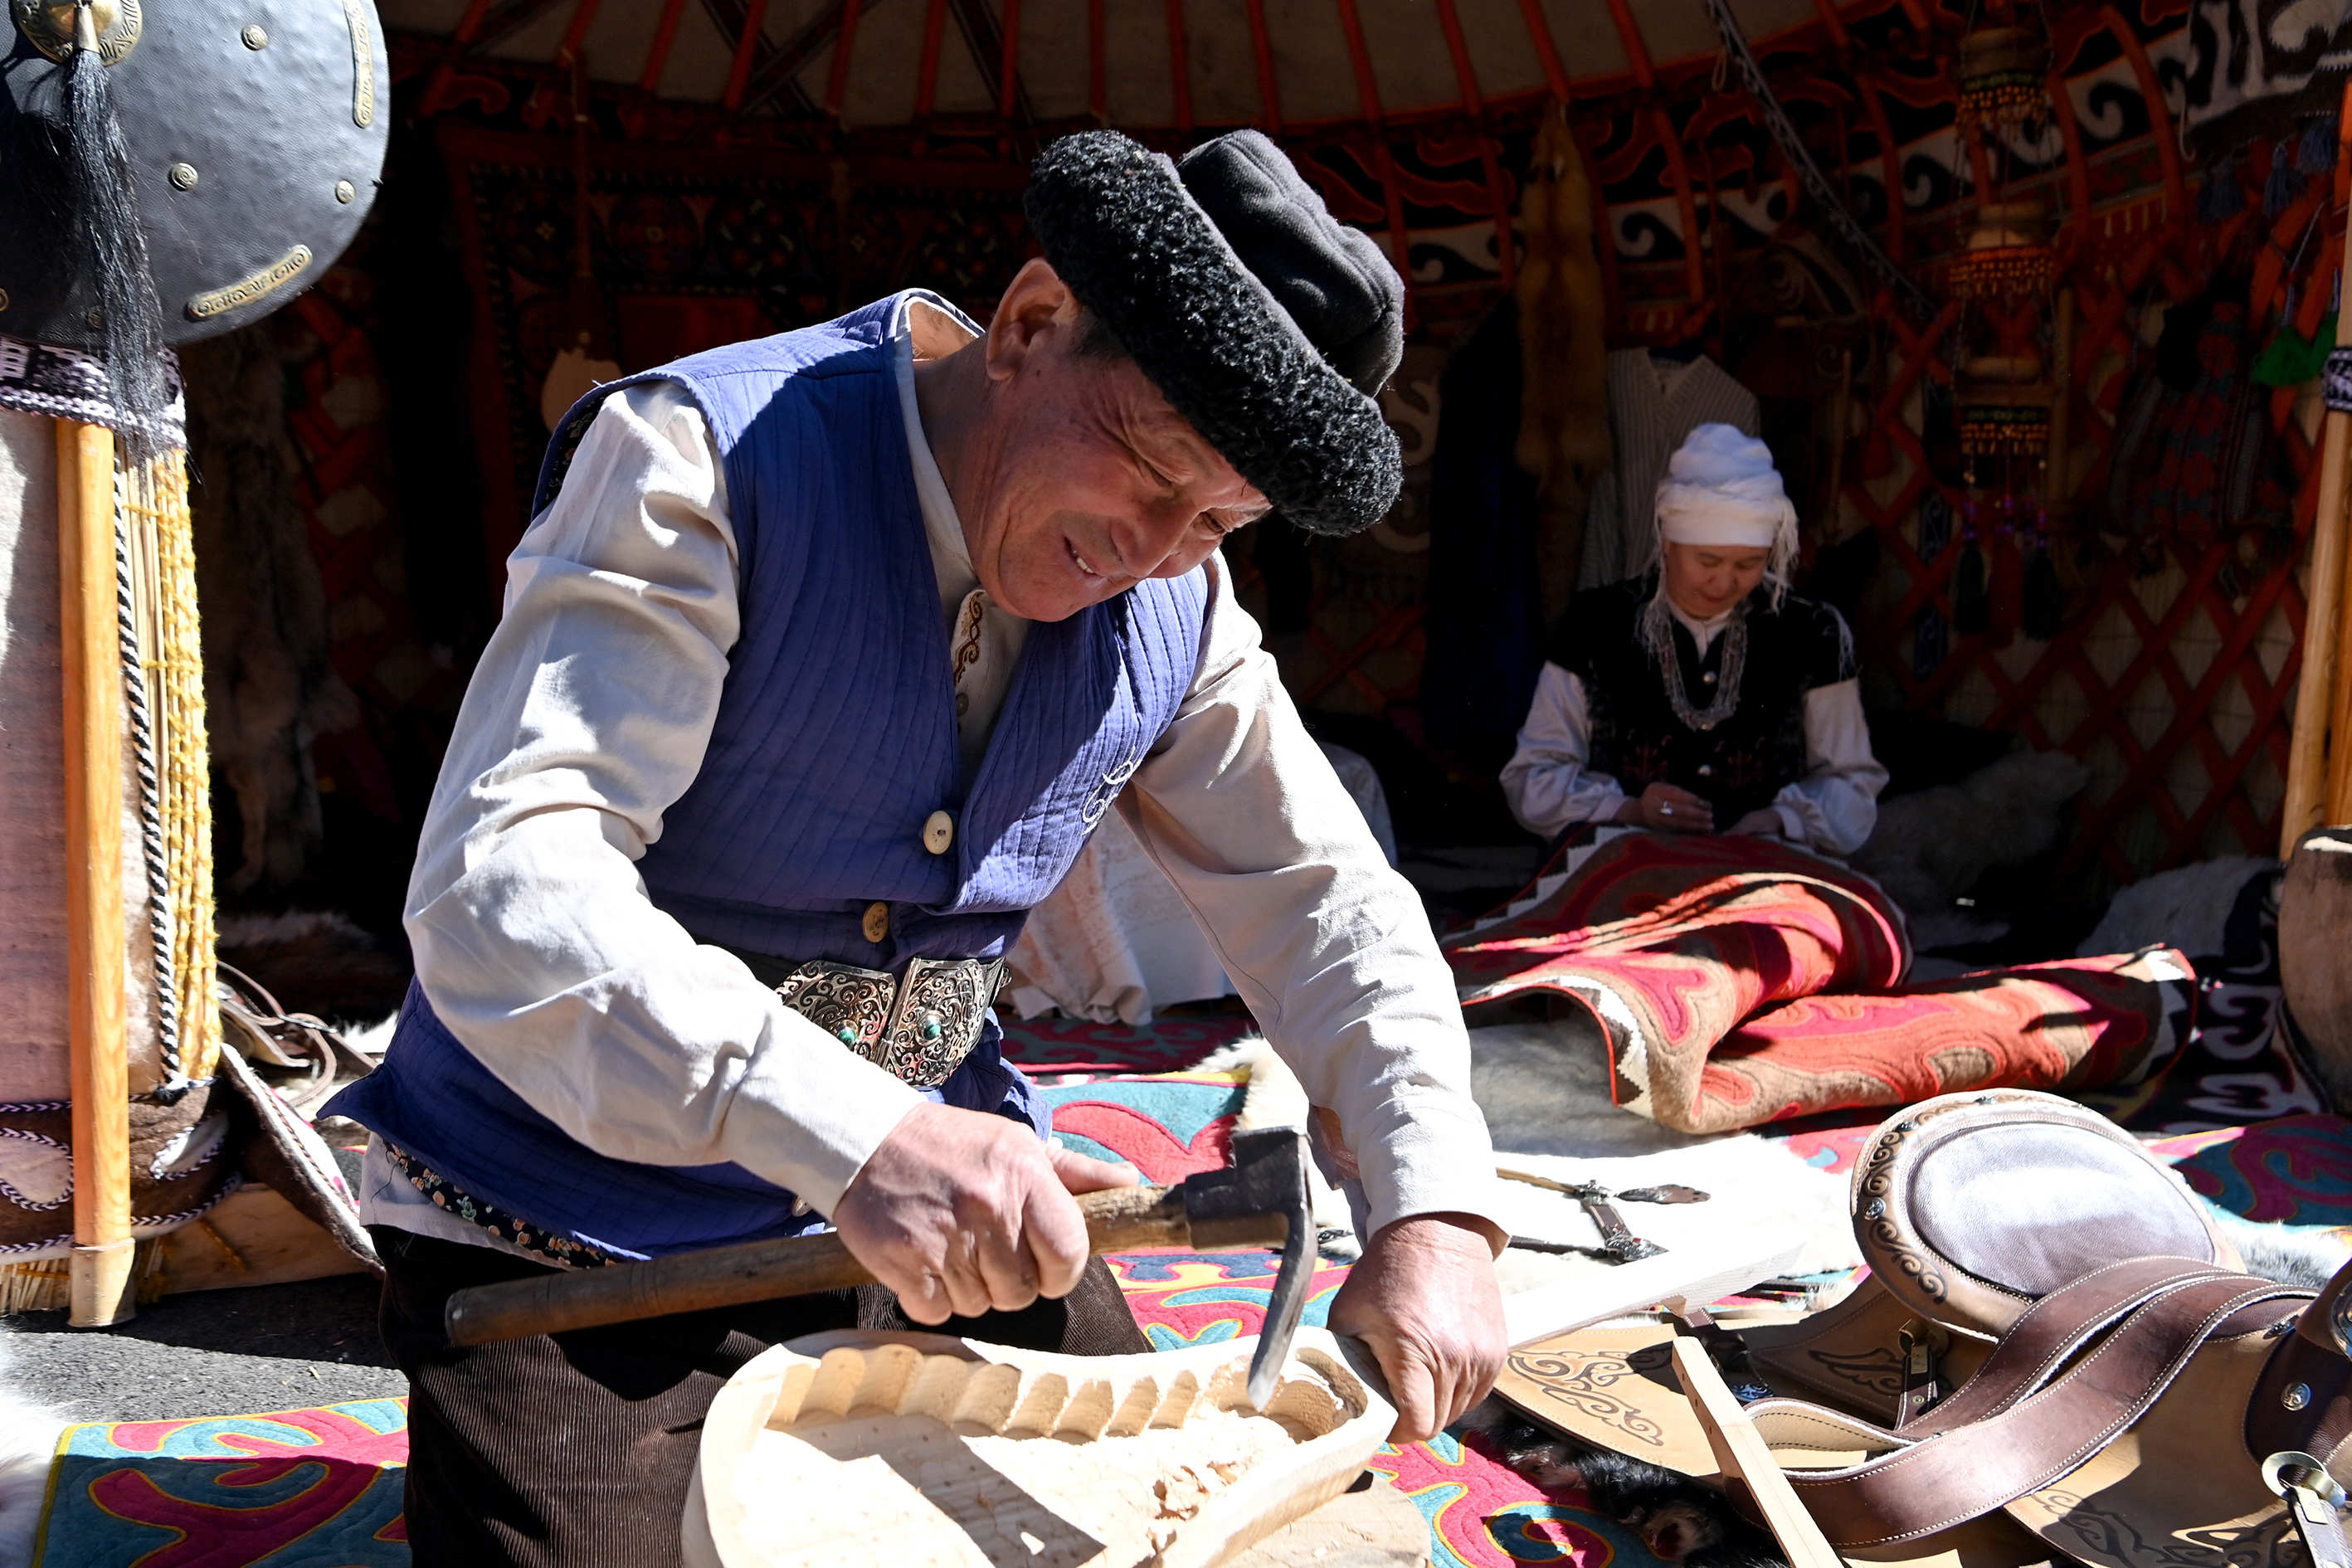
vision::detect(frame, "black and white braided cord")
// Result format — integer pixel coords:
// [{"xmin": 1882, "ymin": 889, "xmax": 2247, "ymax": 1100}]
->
[
  {"xmin": 111, "ymin": 467, "xmax": 184, "ymax": 1093},
  {"xmin": 1697, "ymin": 0, "xmax": 1936, "ymax": 319}
]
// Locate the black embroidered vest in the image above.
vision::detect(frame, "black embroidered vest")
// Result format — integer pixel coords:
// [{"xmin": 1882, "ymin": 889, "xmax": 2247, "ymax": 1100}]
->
[{"xmin": 1547, "ymin": 575, "xmax": 1855, "ymax": 825}]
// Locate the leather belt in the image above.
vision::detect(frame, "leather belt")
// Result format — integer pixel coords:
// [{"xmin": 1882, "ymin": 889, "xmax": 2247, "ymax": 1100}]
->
[{"xmin": 772, "ymin": 957, "xmax": 1006, "ymax": 1091}]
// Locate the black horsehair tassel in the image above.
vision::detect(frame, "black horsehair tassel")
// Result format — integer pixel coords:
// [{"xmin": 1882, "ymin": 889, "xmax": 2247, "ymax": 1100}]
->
[
  {"xmin": 60, "ymin": 0, "xmax": 170, "ymax": 453},
  {"xmin": 1953, "ymin": 541, "xmax": 1990, "ymax": 636}
]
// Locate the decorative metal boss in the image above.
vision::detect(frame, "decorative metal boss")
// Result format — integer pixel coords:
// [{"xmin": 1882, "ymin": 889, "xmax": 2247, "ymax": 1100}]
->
[{"xmin": 2, "ymin": 0, "xmax": 390, "ymax": 348}]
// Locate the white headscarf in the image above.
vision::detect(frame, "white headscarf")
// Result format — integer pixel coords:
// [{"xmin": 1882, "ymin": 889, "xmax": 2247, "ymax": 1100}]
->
[{"xmin": 1651, "ymin": 423, "xmax": 1798, "ymax": 606}]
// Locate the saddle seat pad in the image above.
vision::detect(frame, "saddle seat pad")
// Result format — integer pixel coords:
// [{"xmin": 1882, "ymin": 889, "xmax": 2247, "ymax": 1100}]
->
[{"xmin": 1853, "ymin": 1088, "xmax": 2238, "ymax": 1337}]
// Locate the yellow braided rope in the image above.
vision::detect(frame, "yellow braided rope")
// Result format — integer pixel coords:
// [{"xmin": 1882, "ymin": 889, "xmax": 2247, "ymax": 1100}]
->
[{"xmin": 123, "ymin": 447, "xmax": 217, "ymax": 1082}]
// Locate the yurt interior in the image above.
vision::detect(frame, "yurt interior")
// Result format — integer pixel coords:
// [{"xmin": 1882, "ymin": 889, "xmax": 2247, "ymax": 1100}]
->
[{"xmin": 171, "ymin": 0, "xmax": 2341, "ymax": 1013}]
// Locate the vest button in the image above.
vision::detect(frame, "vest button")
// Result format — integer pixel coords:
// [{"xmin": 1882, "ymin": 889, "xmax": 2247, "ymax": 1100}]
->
[
  {"xmin": 1697, "ymin": 764, "xmax": 1714, "ymax": 777},
  {"xmin": 1702, "ymin": 670, "xmax": 1718, "ymax": 684},
  {"xmin": 923, "ymin": 810, "xmax": 954, "ymax": 855},
  {"xmin": 862, "ymin": 902, "xmax": 889, "ymax": 942}
]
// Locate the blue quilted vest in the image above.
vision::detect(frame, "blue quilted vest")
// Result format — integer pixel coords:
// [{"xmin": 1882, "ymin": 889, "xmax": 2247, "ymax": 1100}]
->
[{"xmin": 329, "ymin": 294, "xmax": 1210, "ymax": 1258}]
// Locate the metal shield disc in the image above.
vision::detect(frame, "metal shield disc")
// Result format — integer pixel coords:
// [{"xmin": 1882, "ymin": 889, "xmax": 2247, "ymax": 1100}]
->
[{"xmin": 0, "ymin": 0, "xmax": 389, "ymax": 348}]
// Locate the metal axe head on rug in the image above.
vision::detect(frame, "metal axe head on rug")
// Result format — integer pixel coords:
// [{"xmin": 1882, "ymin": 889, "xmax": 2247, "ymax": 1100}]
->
[{"xmin": 442, "ymin": 1127, "xmax": 1319, "ymax": 1410}]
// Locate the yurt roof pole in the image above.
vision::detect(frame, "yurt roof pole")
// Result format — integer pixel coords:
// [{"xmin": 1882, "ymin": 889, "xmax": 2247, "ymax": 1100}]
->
[
  {"xmin": 639, "ymin": 0, "xmax": 691, "ymax": 90},
  {"xmin": 824, "ymin": 0, "xmax": 864, "ymax": 119},
  {"xmin": 1804, "ymin": 0, "xmax": 1906, "ymax": 261},
  {"xmin": 2290, "ymin": 90, "xmax": 2352, "ymax": 847},
  {"xmin": 916, "ymin": 0, "xmax": 950, "ymax": 121},
  {"xmin": 554, "ymin": 0, "xmax": 601, "ymax": 67},
  {"xmin": 721, "ymin": 0, "xmax": 772, "ymax": 112},
  {"xmin": 61, "ymin": 419, "xmax": 134, "ymax": 1327},
  {"xmin": 1595, "ymin": 0, "xmax": 1707, "ymax": 309},
  {"xmin": 1429, "ymin": 0, "xmax": 1516, "ymax": 287},
  {"xmin": 1327, "ymin": 0, "xmax": 1417, "ymax": 311},
  {"xmin": 997, "ymin": 0, "xmax": 1021, "ymax": 122},
  {"xmin": 1241, "ymin": 0, "xmax": 1282, "ymax": 132}
]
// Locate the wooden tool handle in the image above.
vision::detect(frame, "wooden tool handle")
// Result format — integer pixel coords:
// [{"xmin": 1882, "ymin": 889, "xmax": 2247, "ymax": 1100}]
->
[{"xmin": 444, "ymin": 1181, "xmax": 1205, "ymax": 1346}]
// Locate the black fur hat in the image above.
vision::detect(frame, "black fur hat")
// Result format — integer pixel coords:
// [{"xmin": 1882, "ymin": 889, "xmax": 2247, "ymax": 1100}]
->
[{"xmin": 1023, "ymin": 129, "xmax": 1405, "ymax": 537}]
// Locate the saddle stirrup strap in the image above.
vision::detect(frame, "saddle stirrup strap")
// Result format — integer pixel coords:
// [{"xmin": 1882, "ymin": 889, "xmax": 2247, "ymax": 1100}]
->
[
  {"xmin": 1747, "ymin": 1270, "xmax": 2312, "ymax": 1549},
  {"xmin": 2266, "ymin": 1452, "xmax": 2352, "ymax": 1568}
]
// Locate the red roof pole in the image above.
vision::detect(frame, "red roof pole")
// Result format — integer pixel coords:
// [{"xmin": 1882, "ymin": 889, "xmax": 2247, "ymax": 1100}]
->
[
  {"xmin": 554, "ymin": 0, "xmax": 602, "ymax": 67},
  {"xmin": 999, "ymin": 0, "xmax": 1023, "ymax": 123},
  {"xmin": 638, "ymin": 0, "xmax": 689, "ymax": 92},
  {"xmin": 1514, "ymin": 0, "xmax": 1570, "ymax": 101},
  {"xmin": 1431, "ymin": 0, "xmax": 1513, "ymax": 287},
  {"xmin": 1598, "ymin": 0, "xmax": 1707, "ymax": 309},
  {"xmin": 722, "ymin": 0, "xmax": 773, "ymax": 112},
  {"xmin": 914, "ymin": 0, "xmax": 948, "ymax": 121},
  {"xmin": 1328, "ymin": 0, "xmax": 1416, "ymax": 324},
  {"xmin": 825, "ymin": 0, "xmax": 865, "ymax": 116},
  {"xmin": 1241, "ymin": 0, "xmax": 1282, "ymax": 133}
]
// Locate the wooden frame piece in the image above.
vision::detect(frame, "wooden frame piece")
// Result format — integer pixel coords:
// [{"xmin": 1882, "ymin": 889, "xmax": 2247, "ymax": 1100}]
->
[
  {"xmin": 59, "ymin": 418, "xmax": 134, "ymax": 1328},
  {"xmin": 1671, "ymin": 1337, "xmax": 1843, "ymax": 1568},
  {"xmin": 689, "ymin": 1327, "xmax": 1395, "ymax": 1568}
]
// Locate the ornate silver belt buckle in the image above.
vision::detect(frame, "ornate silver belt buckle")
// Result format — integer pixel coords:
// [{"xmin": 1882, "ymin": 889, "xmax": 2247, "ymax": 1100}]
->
[
  {"xmin": 878, "ymin": 957, "xmax": 1006, "ymax": 1089},
  {"xmin": 772, "ymin": 962, "xmax": 896, "ymax": 1057},
  {"xmin": 772, "ymin": 957, "xmax": 1005, "ymax": 1091}
]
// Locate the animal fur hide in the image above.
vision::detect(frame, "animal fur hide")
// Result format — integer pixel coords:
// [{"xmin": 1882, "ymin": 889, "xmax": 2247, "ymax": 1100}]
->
[
  {"xmin": 2079, "ymin": 855, "xmax": 2274, "ymax": 962},
  {"xmin": 0, "ymin": 1334, "xmax": 65, "ymax": 1568},
  {"xmin": 182, "ymin": 324, "xmax": 358, "ymax": 893},
  {"xmin": 1198, "ymin": 1030, "xmax": 1861, "ymax": 1287},
  {"xmin": 1850, "ymin": 749, "xmax": 2091, "ymax": 915},
  {"xmin": 1515, "ymin": 102, "xmax": 1613, "ymax": 626}
]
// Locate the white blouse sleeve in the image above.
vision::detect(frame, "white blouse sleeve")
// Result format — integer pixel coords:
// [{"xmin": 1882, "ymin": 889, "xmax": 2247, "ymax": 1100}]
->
[
  {"xmin": 1499, "ymin": 663, "xmax": 1627, "ymax": 840},
  {"xmin": 1770, "ymin": 679, "xmax": 1888, "ymax": 857},
  {"xmin": 1118, "ymin": 558, "xmax": 1507, "ymax": 1244}
]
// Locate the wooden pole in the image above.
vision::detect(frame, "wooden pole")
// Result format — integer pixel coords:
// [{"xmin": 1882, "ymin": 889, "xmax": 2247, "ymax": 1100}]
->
[
  {"xmin": 59, "ymin": 418, "xmax": 134, "ymax": 1328},
  {"xmin": 1671, "ymin": 1338, "xmax": 1843, "ymax": 1568},
  {"xmin": 2286, "ymin": 98, "xmax": 2352, "ymax": 851}
]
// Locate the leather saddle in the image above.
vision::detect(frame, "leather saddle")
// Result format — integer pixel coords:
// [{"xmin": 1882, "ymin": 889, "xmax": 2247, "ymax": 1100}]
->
[{"xmin": 1735, "ymin": 1088, "xmax": 2346, "ymax": 1568}]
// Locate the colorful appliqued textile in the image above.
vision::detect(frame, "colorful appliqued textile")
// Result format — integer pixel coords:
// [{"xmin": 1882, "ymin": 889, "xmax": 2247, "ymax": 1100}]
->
[
  {"xmin": 1446, "ymin": 832, "xmax": 2192, "ymax": 1132},
  {"xmin": 35, "ymin": 1400, "xmax": 410, "ymax": 1568}
]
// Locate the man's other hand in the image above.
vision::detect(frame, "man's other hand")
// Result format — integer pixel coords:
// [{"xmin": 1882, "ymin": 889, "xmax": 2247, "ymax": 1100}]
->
[
  {"xmin": 1327, "ymin": 1212, "xmax": 1507, "ymax": 1442},
  {"xmin": 835, "ymin": 1103, "xmax": 1139, "ymax": 1323}
]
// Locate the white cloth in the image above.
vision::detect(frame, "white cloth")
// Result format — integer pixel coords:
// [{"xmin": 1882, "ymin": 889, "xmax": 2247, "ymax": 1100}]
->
[
  {"xmin": 1577, "ymin": 351, "xmax": 1760, "ymax": 592},
  {"xmin": 1498, "ymin": 655, "xmax": 1885, "ymax": 856},
  {"xmin": 1653, "ymin": 423, "xmax": 1795, "ymax": 552},
  {"xmin": 366, "ymin": 293, "xmax": 1504, "ymax": 1256},
  {"xmin": 1002, "ymin": 807, "xmax": 1234, "ymax": 1025}
]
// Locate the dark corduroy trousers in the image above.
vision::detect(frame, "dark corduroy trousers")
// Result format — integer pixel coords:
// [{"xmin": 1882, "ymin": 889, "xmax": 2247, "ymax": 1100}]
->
[{"xmin": 373, "ymin": 1224, "xmax": 1150, "ymax": 1566}]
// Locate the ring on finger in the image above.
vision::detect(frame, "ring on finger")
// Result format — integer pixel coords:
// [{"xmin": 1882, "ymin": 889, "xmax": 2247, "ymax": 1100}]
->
[{"xmin": 1661, "ymin": 803, "xmax": 1673, "ymax": 817}]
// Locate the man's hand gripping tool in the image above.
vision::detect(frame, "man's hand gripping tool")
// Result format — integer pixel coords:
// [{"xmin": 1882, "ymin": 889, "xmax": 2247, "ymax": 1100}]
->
[{"xmin": 441, "ymin": 1127, "xmax": 1319, "ymax": 1408}]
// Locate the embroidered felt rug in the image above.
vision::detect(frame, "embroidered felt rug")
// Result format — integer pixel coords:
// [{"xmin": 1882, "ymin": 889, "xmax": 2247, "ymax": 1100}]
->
[
  {"xmin": 1445, "ymin": 830, "xmax": 2195, "ymax": 1133},
  {"xmin": 32, "ymin": 1057, "xmax": 2352, "ymax": 1568}
]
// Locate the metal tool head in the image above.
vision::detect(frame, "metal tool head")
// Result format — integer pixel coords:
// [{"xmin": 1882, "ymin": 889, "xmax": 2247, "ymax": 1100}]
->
[{"xmin": 1181, "ymin": 1127, "xmax": 1315, "ymax": 1409}]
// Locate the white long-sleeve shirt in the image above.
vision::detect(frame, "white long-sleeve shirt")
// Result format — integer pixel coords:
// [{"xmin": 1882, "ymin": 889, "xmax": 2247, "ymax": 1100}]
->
[
  {"xmin": 364, "ymin": 295, "xmax": 1502, "ymax": 1257},
  {"xmin": 1499, "ymin": 598, "xmax": 1886, "ymax": 856}
]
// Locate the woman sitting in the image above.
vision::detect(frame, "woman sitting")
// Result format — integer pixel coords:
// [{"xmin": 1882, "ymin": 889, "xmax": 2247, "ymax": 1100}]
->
[
  {"xmin": 1501, "ymin": 424, "xmax": 1887, "ymax": 857},
  {"xmin": 1453, "ymin": 426, "xmax": 2192, "ymax": 1135}
]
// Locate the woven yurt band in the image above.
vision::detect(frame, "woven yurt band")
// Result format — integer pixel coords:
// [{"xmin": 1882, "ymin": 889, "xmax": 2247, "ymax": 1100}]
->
[{"xmin": 2325, "ymin": 348, "xmax": 2352, "ymax": 413}]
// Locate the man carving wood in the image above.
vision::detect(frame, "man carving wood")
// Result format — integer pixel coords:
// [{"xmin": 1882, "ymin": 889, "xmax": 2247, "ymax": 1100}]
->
[{"xmin": 324, "ymin": 129, "xmax": 1509, "ymax": 1565}]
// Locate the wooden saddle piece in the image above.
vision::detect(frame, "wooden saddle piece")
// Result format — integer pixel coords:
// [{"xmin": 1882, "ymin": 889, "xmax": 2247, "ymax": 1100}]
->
[{"xmin": 687, "ymin": 1327, "xmax": 1395, "ymax": 1568}]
